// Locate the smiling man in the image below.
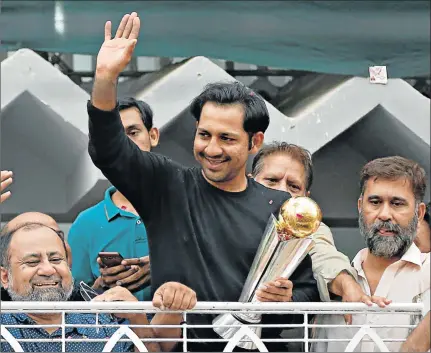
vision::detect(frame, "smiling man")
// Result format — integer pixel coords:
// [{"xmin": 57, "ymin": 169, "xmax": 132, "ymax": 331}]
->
[
  {"xmin": 312, "ymin": 156, "xmax": 430, "ymax": 352},
  {"xmin": 0, "ymin": 222, "xmax": 197, "ymax": 352},
  {"xmin": 86, "ymin": 12, "xmax": 319, "ymax": 351}
]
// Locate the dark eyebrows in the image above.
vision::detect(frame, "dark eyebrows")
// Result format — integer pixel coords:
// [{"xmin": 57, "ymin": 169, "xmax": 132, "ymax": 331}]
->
[
  {"xmin": 220, "ymin": 132, "xmax": 240, "ymax": 139},
  {"xmin": 47, "ymin": 251, "xmax": 63, "ymax": 257},
  {"xmin": 367, "ymin": 194, "xmax": 408, "ymax": 203},
  {"xmin": 21, "ymin": 253, "xmax": 41, "ymax": 261},
  {"xmin": 125, "ymin": 124, "xmax": 141, "ymax": 132},
  {"xmin": 391, "ymin": 196, "xmax": 408, "ymax": 203}
]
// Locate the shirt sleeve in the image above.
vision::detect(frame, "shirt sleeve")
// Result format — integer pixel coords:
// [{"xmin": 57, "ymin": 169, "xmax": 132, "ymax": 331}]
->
[
  {"xmin": 309, "ymin": 223, "xmax": 358, "ymax": 302},
  {"xmin": 87, "ymin": 101, "xmax": 178, "ymax": 223},
  {"xmin": 68, "ymin": 215, "xmax": 94, "ymax": 286}
]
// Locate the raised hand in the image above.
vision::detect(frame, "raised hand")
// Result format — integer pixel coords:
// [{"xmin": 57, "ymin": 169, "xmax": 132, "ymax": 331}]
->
[{"xmin": 96, "ymin": 12, "xmax": 141, "ymax": 81}]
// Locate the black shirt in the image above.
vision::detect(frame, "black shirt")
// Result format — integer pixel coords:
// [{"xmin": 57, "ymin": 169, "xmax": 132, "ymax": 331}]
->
[{"xmin": 87, "ymin": 102, "xmax": 319, "ymax": 351}]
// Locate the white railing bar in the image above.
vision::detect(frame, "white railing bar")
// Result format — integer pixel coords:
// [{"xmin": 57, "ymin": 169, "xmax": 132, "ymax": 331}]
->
[
  {"xmin": 61, "ymin": 311, "xmax": 65, "ymax": 353},
  {"xmin": 181, "ymin": 312, "xmax": 188, "ymax": 353},
  {"xmin": 1, "ymin": 301, "xmax": 423, "ymax": 312},
  {"xmin": 304, "ymin": 312, "xmax": 309, "ymax": 352},
  {"xmin": 1, "ymin": 322, "xmax": 418, "ymax": 329},
  {"xmin": 9, "ymin": 337, "xmax": 408, "ymax": 343}
]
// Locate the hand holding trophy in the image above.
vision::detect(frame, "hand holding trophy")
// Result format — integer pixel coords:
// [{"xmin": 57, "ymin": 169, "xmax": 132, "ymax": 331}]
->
[{"xmin": 213, "ymin": 196, "xmax": 322, "ymax": 350}]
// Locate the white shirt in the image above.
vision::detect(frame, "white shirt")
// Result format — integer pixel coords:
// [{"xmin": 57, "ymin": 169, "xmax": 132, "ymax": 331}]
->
[{"xmin": 311, "ymin": 244, "xmax": 430, "ymax": 352}]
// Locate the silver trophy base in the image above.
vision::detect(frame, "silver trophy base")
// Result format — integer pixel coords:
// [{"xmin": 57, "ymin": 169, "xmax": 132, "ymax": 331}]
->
[{"xmin": 213, "ymin": 312, "xmax": 262, "ymax": 350}]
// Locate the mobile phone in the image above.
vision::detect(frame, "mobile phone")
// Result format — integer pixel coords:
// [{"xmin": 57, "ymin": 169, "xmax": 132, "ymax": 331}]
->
[{"xmin": 98, "ymin": 252, "xmax": 124, "ymax": 267}]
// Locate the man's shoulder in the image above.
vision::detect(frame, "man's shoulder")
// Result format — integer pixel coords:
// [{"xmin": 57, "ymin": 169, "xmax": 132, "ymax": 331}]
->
[
  {"xmin": 0, "ymin": 313, "xmax": 27, "ymax": 325},
  {"xmin": 249, "ymin": 179, "xmax": 290, "ymax": 208},
  {"xmin": 71, "ymin": 200, "xmax": 107, "ymax": 226}
]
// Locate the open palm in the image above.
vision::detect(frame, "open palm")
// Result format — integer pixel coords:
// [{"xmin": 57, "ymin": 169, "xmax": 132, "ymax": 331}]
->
[{"xmin": 96, "ymin": 12, "xmax": 140, "ymax": 78}]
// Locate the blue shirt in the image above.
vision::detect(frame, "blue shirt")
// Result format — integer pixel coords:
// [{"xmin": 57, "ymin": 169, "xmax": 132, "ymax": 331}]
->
[
  {"xmin": 0, "ymin": 313, "xmax": 133, "ymax": 352},
  {"xmin": 68, "ymin": 187, "xmax": 151, "ymax": 301}
]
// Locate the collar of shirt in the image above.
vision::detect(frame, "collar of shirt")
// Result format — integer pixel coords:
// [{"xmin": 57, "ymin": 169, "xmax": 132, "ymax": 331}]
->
[
  {"xmin": 103, "ymin": 186, "xmax": 137, "ymax": 222},
  {"xmin": 352, "ymin": 242, "xmax": 423, "ymax": 272}
]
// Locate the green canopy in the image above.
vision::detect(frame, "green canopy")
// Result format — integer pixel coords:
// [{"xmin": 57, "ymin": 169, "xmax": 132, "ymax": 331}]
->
[{"xmin": 1, "ymin": 1, "xmax": 429, "ymax": 77}]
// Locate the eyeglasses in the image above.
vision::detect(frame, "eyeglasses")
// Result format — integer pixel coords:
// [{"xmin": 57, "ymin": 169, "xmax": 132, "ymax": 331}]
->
[{"xmin": 79, "ymin": 281, "xmax": 99, "ymax": 302}]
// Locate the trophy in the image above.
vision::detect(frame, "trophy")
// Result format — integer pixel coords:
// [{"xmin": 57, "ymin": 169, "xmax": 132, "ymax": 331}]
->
[{"xmin": 213, "ymin": 196, "xmax": 322, "ymax": 350}]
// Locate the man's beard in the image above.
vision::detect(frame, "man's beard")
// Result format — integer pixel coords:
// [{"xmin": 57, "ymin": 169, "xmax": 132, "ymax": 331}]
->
[
  {"xmin": 7, "ymin": 271, "xmax": 74, "ymax": 302},
  {"xmin": 359, "ymin": 208, "xmax": 418, "ymax": 259}
]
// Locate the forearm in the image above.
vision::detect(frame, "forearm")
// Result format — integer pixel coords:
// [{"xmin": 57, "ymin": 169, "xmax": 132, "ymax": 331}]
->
[
  {"xmin": 91, "ymin": 71, "xmax": 118, "ymax": 111},
  {"xmin": 128, "ymin": 315, "xmax": 161, "ymax": 352},
  {"xmin": 329, "ymin": 270, "xmax": 360, "ymax": 297},
  {"xmin": 151, "ymin": 313, "xmax": 183, "ymax": 352},
  {"xmin": 310, "ymin": 227, "xmax": 357, "ymax": 301},
  {"xmin": 400, "ymin": 312, "xmax": 430, "ymax": 352}
]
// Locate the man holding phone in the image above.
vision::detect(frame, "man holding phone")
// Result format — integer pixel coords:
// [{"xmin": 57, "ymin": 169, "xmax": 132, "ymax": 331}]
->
[{"xmin": 68, "ymin": 97, "xmax": 159, "ymax": 301}]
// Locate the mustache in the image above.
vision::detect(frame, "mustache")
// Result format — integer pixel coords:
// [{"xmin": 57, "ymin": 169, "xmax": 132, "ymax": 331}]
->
[
  {"xmin": 31, "ymin": 276, "xmax": 62, "ymax": 285},
  {"xmin": 370, "ymin": 220, "xmax": 401, "ymax": 235},
  {"xmin": 198, "ymin": 151, "xmax": 231, "ymax": 161}
]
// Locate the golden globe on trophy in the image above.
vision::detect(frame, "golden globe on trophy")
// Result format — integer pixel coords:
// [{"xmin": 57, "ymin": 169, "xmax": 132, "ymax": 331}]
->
[{"xmin": 213, "ymin": 196, "xmax": 322, "ymax": 350}]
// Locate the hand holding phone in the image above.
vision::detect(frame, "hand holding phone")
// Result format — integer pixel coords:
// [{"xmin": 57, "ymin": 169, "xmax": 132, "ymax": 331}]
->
[{"xmin": 98, "ymin": 252, "xmax": 124, "ymax": 268}]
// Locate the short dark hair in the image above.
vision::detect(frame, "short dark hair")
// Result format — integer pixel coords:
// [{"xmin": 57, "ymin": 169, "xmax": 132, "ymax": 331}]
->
[
  {"xmin": 190, "ymin": 82, "xmax": 270, "ymax": 138},
  {"xmin": 360, "ymin": 156, "xmax": 427, "ymax": 203},
  {"xmin": 0, "ymin": 222, "xmax": 68, "ymax": 268},
  {"xmin": 251, "ymin": 142, "xmax": 314, "ymax": 191},
  {"xmin": 118, "ymin": 97, "xmax": 154, "ymax": 131}
]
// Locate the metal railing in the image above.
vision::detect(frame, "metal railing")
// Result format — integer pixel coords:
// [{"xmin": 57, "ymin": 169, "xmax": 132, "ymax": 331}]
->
[{"xmin": 1, "ymin": 301, "xmax": 424, "ymax": 352}]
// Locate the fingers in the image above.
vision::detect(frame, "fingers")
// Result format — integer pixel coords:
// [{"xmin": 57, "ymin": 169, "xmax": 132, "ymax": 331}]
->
[
  {"xmin": 371, "ymin": 295, "xmax": 392, "ymax": 308},
  {"xmin": 359, "ymin": 294, "xmax": 373, "ymax": 306},
  {"xmin": 114, "ymin": 14, "xmax": 130, "ymax": 38},
  {"xmin": 160, "ymin": 286, "xmax": 175, "ymax": 309},
  {"xmin": 152, "ymin": 291, "xmax": 163, "ymax": 309},
  {"xmin": 0, "ymin": 170, "xmax": 13, "ymax": 183},
  {"xmin": 122, "ymin": 12, "xmax": 137, "ymax": 39},
  {"xmin": 186, "ymin": 291, "xmax": 197, "ymax": 310},
  {"xmin": 104, "ymin": 21, "xmax": 112, "ymax": 41},
  {"xmin": 100, "ymin": 263, "xmax": 129, "ymax": 276},
  {"xmin": 1, "ymin": 171, "xmax": 13, "ymax": 201},
  {"xmin": 344, "ymin": 314, "xmax": 352, "ymax": 325},
  {"xmin": 152, "ymin": 282, "xmax": 197, "ymax": 311},
  {"xmin": 121, "ymin": 256, "xmax": 149, "ymax": 266},
  {"xmin": 125, "ymin": 274, "xmax": 151, "ymax": 292},
  {"xmin": 1, "ymin": 175, "xmax": 13, "ymax": 190},
  {"xmin": 0, "ymin": 191, "xmax": 11, "ymax": 203},
  {"xmin": 118, "ymin": 267, "xmax": 149, "ymax": 287},
  {"xmin": 129, "ymin": 16, "xmax": 141, "ymax": 40},
  {"xmin": 94, "ymin": 286, "xmax": 135, "ymax": 302},
  {"xmin": 256, "ymin": 279, "xmax": 293, "ymax": 302},
  {"xmin": 100, "ymin": 267, "xmax": 136, "ymax": 286},
  {"xmin": 170, "ymin": 289, "xmax": 186, "ymax": 310}
]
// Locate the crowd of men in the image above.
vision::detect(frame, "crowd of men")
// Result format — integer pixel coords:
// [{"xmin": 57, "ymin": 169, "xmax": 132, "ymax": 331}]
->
[{"xmin": 0, "ymin": 11, "xmax": 430, "ymax": 353}]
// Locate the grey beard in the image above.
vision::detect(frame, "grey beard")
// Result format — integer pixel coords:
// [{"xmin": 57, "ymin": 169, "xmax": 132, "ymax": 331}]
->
[
  {"xmin": 359, "ymin": 208, "xmax": 418, "ymax": 259},
  {"xmin": 7, "ymin": 271, "xmax": 74, "ymax": 302}
]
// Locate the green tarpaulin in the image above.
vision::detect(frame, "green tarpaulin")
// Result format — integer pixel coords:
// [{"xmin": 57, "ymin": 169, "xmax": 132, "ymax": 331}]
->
[{"xmin": 1, "ymin": 1, "xmax": 430, "ymax": 77}]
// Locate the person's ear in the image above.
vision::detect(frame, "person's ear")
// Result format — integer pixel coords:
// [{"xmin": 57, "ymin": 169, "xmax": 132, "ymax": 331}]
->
[
  {"xmin": 358, "ymin": 197, "xmax": 363, "ymax": 213},
  {"xmin": 149, "ymin": 127, "xmax": 160, "ymax": 147},
  {"xmin": 249, "ymin": 132, "xmax": 264, "ymax": 154},
  {"xmin": 1, "ymin": 266, "xmax": 9, "ymax": 289}
]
